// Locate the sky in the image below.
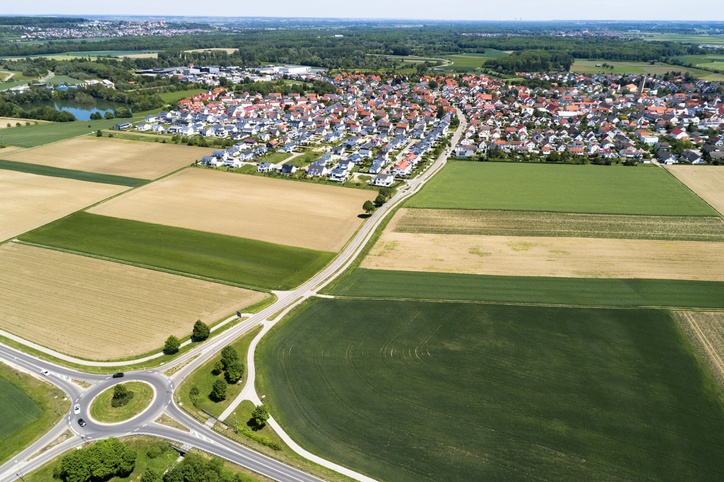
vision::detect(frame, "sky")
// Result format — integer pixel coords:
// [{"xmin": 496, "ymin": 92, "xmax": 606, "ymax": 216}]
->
[{"xmin": 3, "ymin": 0, "xmax": 723, "ymax": 21}]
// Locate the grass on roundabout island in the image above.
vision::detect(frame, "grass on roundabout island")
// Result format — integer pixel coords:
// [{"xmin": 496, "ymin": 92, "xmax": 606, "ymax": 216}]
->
[{"xmin": 89, "ymin": 381, "xmax": 154, "ymax": 424}]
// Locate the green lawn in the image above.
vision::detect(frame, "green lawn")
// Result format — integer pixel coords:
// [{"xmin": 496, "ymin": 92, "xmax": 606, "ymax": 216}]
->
[
  {"xmin": 406, "ymin": 162, "xmax": 717, "ymax": 215},
  {"xmin": 261, "ymin": 152, "xmax": 292, "ymax": 164},
  {"xmin": 0, "ymin": 159, "xmax": 147, "ymax": 187},
  {"xmin": 258, "ymin": 298, "xmax": 724, "ymax": 482},
  {"xmin": 20, "ymin": 212, "xmax": 334, "ymax": 290},
  {"xmin": 89, "ymin": 382, "xmax": 154, "ymax": 423},
  {"xmin": 0, "ymin": 117, "xmax": 128, "ymax": 147},
  {"xmin": 443, "ymin": 50, "xmax": 510, "ymax": 69},
  {"xmin": 179, "ymin": 326, "xmax": 261, "ymax": 419},
  {"xmin": 327, "ymin": 269, "xmax": 724, "ymax": 309},
  {"xmin": 0, "ymin": 362, "xmax": 69, "ymax": 464}
]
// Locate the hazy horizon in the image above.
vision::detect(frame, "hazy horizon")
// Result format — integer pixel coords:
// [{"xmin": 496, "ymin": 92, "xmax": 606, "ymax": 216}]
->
[{"xmin": 2, "ymin": 1, "xmax": 723, "ymax": 22}]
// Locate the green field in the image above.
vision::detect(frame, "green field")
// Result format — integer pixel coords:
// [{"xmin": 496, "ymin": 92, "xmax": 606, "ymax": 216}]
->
[
  {"xmin": 442, "ymin": 50, "xmax": 510, "ymax": 70},
  {"xmin": 0, "ymin": 159, "xmax": 148, "ymax": 187},
  {"xmin": 327, "ymin": 269, "xmax": 724, "ymax": 309},
  {"xmin": 406, "ymin": 162, "xmax": 717, "ymax": 216},
  {"xmin": 0, "ymin": 377, "xmax": 41, "ymax": 440},
  {"xmin": 643, "ymin": 33, "xmax": 724, "ymax": 46},
  {"xmin": 570, "ymin": 59, "xmax": 724, "ymax": 81},
  {"xmin": 0, "ymin": 117, "xmax": 129, "ymax": 147},
  {"xmin": 0, "ymin": 362, "xmax": 68, "ymax": 464},
  {"xmin": 158, "ymin": 88, "xmax": 206, "ymax": 104},
  {"xmin": 258, "ymin": 298, "xmax": 724, "ymax": 481},
  {"xmin": 20, "ymin": 212, "xmax": 333, "ymax": 290},
  {"xmin": 44, "ymin": 75, "xmax": 83, "ymax": 85}
]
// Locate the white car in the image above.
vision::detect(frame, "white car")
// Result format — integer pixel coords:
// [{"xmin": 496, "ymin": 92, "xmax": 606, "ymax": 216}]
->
[
  {"xmin": 73, "ymin": 404, "xmax": 81, "ymax": 415},
  {"xmin": 40, "ymin": 369, "xmax": 49, "ymax": 376}
]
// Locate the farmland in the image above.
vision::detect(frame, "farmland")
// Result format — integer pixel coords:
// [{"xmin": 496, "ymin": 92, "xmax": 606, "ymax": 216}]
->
[
  {"xmin": 407, "ymin": 162, "xmax": 717, "ymax": 215},
  {"xmin": 362, "ymin": 232, "xmax": 724, "ymax": 281},
  {"xmin": 0, "ymin": 243, "xmax": 268, "ymax": 360},
  {"xmin": 89, "ymin": 168, "xmax": 372, "ymax": 252},
  {"xmin": 570, "ymin": 59, "xmax": 724, "ymax": 81},
  {"xmin": 0, "ymin": 170, "xmax": 127, "ymax": 243},
  {"xmin": 20, "ymin": 212, "xmax": 334, "ymax": 290},
  {"xmin": 0, "ymin": 117, "xmax": 48, "ymax": 128},
  {"xmin": 0, "ymin": 361, "xmax": 69, "ymax": 464},
  {"xmin": 666, "ymin": 165, "xmax": 724, "ymax": 216},
  {"xmin": 327, "ymin": 269, "xmax": 724, "ymax": 309},
  {"xmin": 0, "ymin": 117, "xmax": 127, "ymax": 147},
  {"xmin": 0, "ymin": 159, "xmax": 147, "ymax": 187},
  {"xmin": 3, "ymin": 137, "xmax": 210, "ymax": 180},
  {"xmin": 258, "ymin": 298, "xmax": 724, "ymax": 481},
  {"xmin": 390, "ymin": 208, "xmax": 724, "ymax": 241},
  {"xmin": 673, "ymin": 311, "xmax": 724, "ymax": 385}
]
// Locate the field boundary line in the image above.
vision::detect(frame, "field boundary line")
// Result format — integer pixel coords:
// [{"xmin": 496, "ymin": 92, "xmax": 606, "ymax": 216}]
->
[{"xmin": 675, "ymin": 311, "xmax": 724, "ymax": 381}]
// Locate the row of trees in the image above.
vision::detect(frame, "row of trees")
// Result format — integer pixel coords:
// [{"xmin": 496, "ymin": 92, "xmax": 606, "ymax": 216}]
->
[{"xmin": 163, "ymin": 320, "xmax": 211, "ymax": 354}]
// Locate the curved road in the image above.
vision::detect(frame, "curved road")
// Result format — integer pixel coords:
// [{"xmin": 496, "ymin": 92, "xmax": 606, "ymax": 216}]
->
[{"xmin": 0, "ymin": 111, "xmax": 466, "ymax": 482}]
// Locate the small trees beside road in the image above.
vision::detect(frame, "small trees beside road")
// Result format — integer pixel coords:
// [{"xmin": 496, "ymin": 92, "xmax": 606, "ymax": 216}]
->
[{"xmin": 163, "ymin": 335, "xmax": 180, "ymax": 354}]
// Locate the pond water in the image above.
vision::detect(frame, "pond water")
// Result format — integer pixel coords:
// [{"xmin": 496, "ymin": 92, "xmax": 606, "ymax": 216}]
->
[{"xmin": 24, "ymin": 99, "xmax": 130, "ymax": 121}]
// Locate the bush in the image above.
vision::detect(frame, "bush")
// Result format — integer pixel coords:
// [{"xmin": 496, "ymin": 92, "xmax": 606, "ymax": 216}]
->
[
  {"xmin": 164, "ymin": 335, "xmax": 180, "ymax": 354},
  {"xmin": 192, "ymin": 320, "xmax": 210, "ymax": 342},
  {"xmin": 111, "ymin": 383, "xmax": 134, "ymax": 408}
]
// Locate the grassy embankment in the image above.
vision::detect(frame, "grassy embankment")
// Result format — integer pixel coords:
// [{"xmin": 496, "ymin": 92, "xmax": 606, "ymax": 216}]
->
[{"xmin": 0, "ymin": 159, "xmax": 147, "ymax": 187}]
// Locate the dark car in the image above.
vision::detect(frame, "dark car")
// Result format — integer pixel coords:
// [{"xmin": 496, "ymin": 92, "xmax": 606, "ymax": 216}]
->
[
  {"xmin": 112, "ymin": 372, "xmax": 124, "ymax": 378},
  {"xmin": 78, "ymin": 418, "xmax": 87, "ymax": 427}
]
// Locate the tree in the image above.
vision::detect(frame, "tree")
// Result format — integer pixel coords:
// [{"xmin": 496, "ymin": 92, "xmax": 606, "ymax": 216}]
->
[
  {"xmin": 251, "ymin": 404, "xmax": 270, "ymax": 429},
  {"xmin": 163, "ymin": 335, "xmax": 180, "ymax": 354},
  {"xmin": 211, "ymin": 379, "xmax": 227, "ymax": 402},
  {"xmin": 374, "ymin": 193, "xmax": 387, "ymax": 206},
  {"xmin": 140, "ymin": 468, "xmax": 160, "ymax": 482},
  {"xmin": 363, "ymin": 200, "xmax": 376, "ymax": 215},
  {"xmin": 103, "ymin": 111, "xmax": 114, "ymax": 120},
  {"xmin": 192, "ymin": 320, "xmax": 210, "ymax": 341},
  {"xmin": 58, "ymin": 438, "xmax": 136, "ymax": 482},
  {"xmin": 220, "ymin": 345, "xmax": 239, "ymax": 370},
  {"xmin": 212, "ymin": 360, "xmax": 224, "ymax": 375},
  {"xmin": 225, "ymin": 359, "xmax": 244, "ymax": 384},
  {"xmin": 112, "ymin": 383, "xmax": 133, "ymax": 408},
  {"xmin": 96, "ymin": 129, "xmax": 103, "ymax": 137}
]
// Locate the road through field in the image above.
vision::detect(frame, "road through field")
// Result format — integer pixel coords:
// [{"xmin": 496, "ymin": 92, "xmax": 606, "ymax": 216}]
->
[{"xmin": 0, "ymin": 110, "xmax": 466, "ymax": 482}]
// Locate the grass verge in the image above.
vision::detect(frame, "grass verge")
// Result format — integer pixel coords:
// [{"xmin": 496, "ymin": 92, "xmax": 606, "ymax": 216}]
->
[
  {"xmin": 89, "ymin": 382, "xmax": 154, "ymax": 424},
  {"xmin": 178, "ymin": 326, "xmax": 262, "ymax": 420}
]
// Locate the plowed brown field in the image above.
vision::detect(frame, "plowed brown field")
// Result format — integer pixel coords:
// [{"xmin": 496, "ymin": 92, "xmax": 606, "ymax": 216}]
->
[
  {"xmin": 89, "ymin": 168, "xmax": 372, "ymax": 251},
  {"xmin": 3, "ymin": 137, "xmax": 210, "ymax": 179},
  {"xmin": 362, "ymin": 232, "xmax": 724, "ymax": 281},
  {"xmin": 0, "ymin": 243, "xmax": 267, "ymax": 360},
  {"xmin": 666, "ymin": 165, "xmax": 724, "ymax": 216},
  {"xmin": 0, "ymin": 170, "xmax": 126, "ymax": 242}
]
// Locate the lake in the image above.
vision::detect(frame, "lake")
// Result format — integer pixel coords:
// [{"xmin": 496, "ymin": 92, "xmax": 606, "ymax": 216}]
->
[{"xmin": 24, "ymin": 99, "xmax": 130, "ymax": 121}]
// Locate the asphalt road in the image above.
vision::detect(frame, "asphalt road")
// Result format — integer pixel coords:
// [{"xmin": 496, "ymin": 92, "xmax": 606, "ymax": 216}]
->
[{"xmin": 0, "ymin": 111, "xmax": 466, "ymax": 482}]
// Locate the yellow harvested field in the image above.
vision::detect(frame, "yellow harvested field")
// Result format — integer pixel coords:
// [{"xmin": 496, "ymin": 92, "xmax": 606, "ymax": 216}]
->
[
  {"xmin": 0, "ymin": 243, "xmax": 267, "ymax": 360},
  {"xmin": 89, "ymin": 169, "xmax": 372, "ymax": 252},
  {"xmin": 362, "ymin": 232, "xmax": 724, "ymax": 281},
  {"xmin": 673, "ymin": 311, "xmax": 724, "ymax": 385},
  {"xmin": 0, "ymin": 117, "xmax": 48, "ymax": 128},
  {"xmin": 0, "ymin": 170, "xmax": 126, "ymax": 242},
  {"xmin": 666, "ymin": 166, "xmax": 724, "ymax": 216},
  {"xmin": 3, "ymin": 137, "xmax": 211, "ymax": 180}
]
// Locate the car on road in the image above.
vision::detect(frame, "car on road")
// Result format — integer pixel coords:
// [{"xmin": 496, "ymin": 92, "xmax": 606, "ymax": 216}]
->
[
  {"xmin": 112, "ymin": 372, "xmax": 124, "ymax": 378},
  {"xmin": 73, "ymin": 404, "xmax": 80, "ymax": 414},
  {"xmin": 77, "ymin": 418, "xmax": 86, "ymax": 427},
  {"xmin": 40, "ymin": 369, "xmax": 49, "ymax": 376}
]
